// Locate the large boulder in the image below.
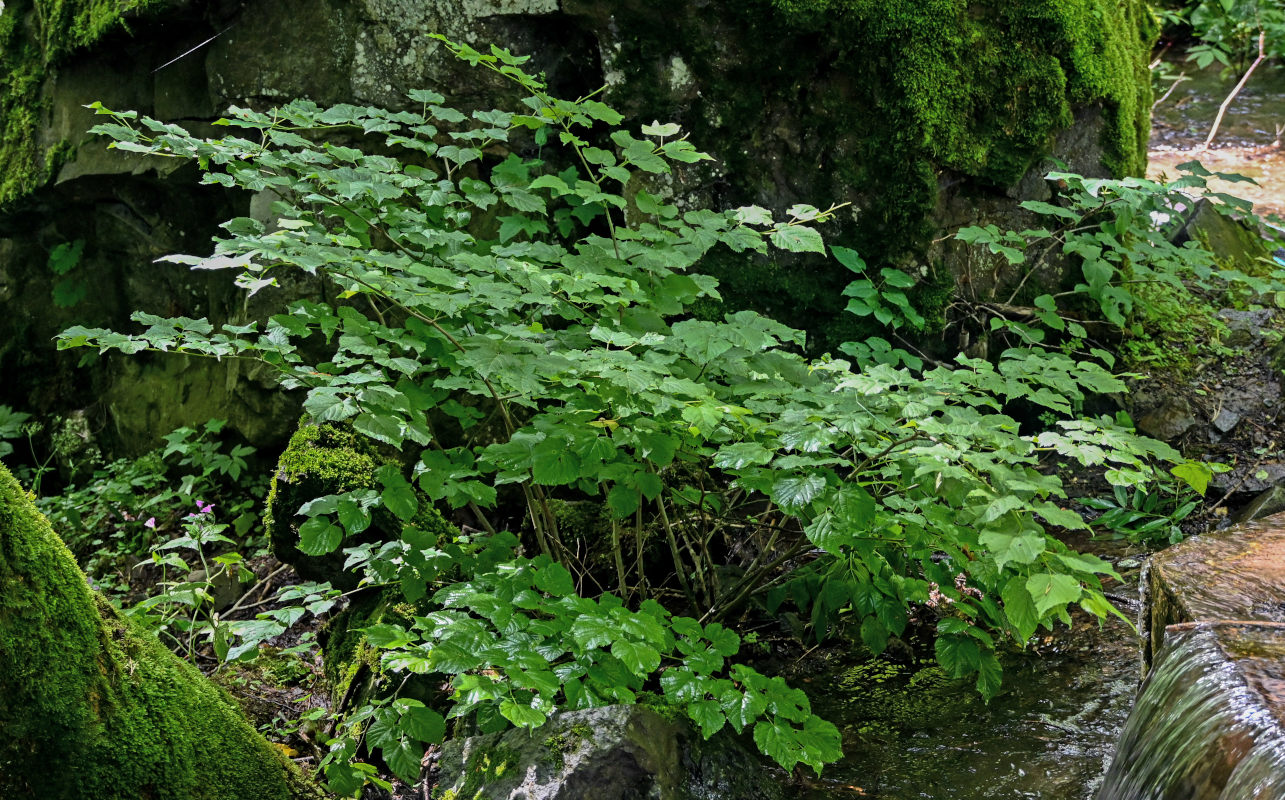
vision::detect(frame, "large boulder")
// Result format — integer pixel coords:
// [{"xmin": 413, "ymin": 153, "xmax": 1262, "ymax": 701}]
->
[
  {"xmin": 1145, "ymin": 510, "xmax": 1285, "ymax": 665},
  {"xmin": 0, "ymin": 460, "xmax": 319, "ymax": 798},
  {"xmin": 1104, "ymin": 512, "xmax": 1285, "ymax": 799},
  {"xmin": 432, "ymin": 704, "xmax": 783, "ymax": 800}
]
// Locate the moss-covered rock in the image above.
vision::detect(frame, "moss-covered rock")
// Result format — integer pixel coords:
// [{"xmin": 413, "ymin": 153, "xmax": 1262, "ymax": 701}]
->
[
  {"xmin": 318, "ymin": 588, "xmax": 447, "ymax": 770},
  {"xmin": 768, "ymin": 0, "xmax": 1153, "ymax": 180},
  {"xmin": 589, "ymin": 0, "xmax": 1155, "ymax": 348},
  {"xmin": 0, "ymin": 460, "xmax": 319, "ymax": 799},
  {"xmin": 319, "ymin": 588, "xmax": 388, "ymax": 709},
  {"xmin": 0, "ymin": 0, "xmax": 168, "ymax": 208},
  {"xmin": 265, "ymin": 420, "xmax": 454, "ymax": 588}
]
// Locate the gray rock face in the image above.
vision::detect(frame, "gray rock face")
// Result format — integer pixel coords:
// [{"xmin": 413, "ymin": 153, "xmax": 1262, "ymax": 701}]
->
[
  {"xmin": 1233, "ymin": 485, "xmax": 1285, "ymax": 524},
  {"xmin": 432, "ymin": 705, "xmax": 782, "ymax": 800},
  {"xmin": 1211, "ymin": 407, "xmax": 1241, "ymax": 434},
  {"xmin": 1216, "ymin": 308, "xmax": 1274, "ymax": 348},
  {"xmin": 1212, "ymin": 462, "xmax": 1285, "ymax": 495},
  {"xmin": 1136, "ymin": 396, "xmax": 1198, "ymax": 442}
]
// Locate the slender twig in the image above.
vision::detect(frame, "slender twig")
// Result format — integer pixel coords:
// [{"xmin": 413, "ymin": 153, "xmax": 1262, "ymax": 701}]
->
[
  {"xmin": 852, "ymin": 431, "xmax": 928, "ymax": 475},
  {"xmin": 225, "ymin": 563, "xmax": 291, "ymax": 616},
  {"xmin": 656, "ymin": 494, "xmax": 698, "ymax": 612},
  {"xmin": 1149, "ymin": 42, "xmax": 1173, "ymax": 71},
  {"xmin": 705, "ymin": 539, "xmax": 811, "ymax": 624},
  {"xmin": 1203, "ymin": 29, "xmax": 1267, "ymax": 152},
  {"xmin": 610, "ymin": 517, "xmax": 628, "ymax": 597},
  {"xmin": 1153, "ymin": 72, "xmax": 1189, "ymax": 110}
]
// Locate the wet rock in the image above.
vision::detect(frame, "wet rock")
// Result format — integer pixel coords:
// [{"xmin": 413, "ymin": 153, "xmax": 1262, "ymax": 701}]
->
[
  {"xmin": 1216, "ymin": 308, "xmax": 1274, "ymax": 347},
  {"xmin": 1211, "ymin": 461, "xmax": 1285, "ymax": 494},
  {"xmin": 1137, "ymin": 396, "xmax": 1198, "ymax": 441},
  {"xmin": 432, "ymin": 705, "xmax": 781, "ymax": 800},
  {"xmin": 1098, "ymin": 622, "xmax": 1285, "ymax": 800},
  {"xmin": 1146, "ymin": 511, "xmax": 1285, "ymax": 664},
  {"xmin": 1234, "ymin": 486, "xmax": 1285, "ymax": 525},
  {"xmin": 1211, "ymin": 407, "xmax": 1241, "ymax": 434},
  {"xmin": 1115, "ymin": 512, "xmax": 1285, "ymax": 799},
  {"xmin": 1171, "ymin": 198, "xmax": 1271, "ymax": 272}
]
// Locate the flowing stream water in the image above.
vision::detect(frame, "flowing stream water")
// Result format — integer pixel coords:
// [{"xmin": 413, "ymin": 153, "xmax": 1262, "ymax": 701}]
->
[
  {"xmin": 796, "ymin": 611, "xmax": 1141, "ymax": 799},
  {"xmin": 1097, "ymin": 624, "xmax": 1285, "ymax": 800},
  {"xmin": 794, "ymin": 601, "xmax": 1141, "ymax": 799},
  {"xmin": 1150, "ymin": 59, "xmax": 1285, "ymax": 219}
]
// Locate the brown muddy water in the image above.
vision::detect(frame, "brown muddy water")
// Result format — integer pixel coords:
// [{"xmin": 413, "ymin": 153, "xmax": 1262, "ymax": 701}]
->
[{"xmin": 1150, "ymin": 60, "xmax": 1285, "ymax": 220}]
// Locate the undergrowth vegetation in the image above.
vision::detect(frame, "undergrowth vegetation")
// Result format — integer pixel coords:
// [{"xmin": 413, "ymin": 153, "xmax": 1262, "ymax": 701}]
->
[
  {"xmin": 33, "ymin": 419, "xmax": 264, "ymax": 587},
  {"xmin": 51, "ymin": 36, "xmax": 1283, "ymax": 791}
]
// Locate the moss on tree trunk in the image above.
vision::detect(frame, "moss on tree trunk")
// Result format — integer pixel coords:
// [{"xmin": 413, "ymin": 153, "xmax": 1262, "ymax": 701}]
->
[{"xmin": 0, "ymin": 461, "xmax": 318, "ymax": 799}]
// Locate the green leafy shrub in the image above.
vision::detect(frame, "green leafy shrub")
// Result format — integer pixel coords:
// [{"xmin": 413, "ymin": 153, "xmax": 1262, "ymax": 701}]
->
[
  {"xmin": 1159, "ymin": 0, "xmax": 1285, "ymax": 69},
  {"xmin": 132, "ymin": 501, "xmax": 252, "ymax": 660},
  {"xmin": 956, "ymin": 163, "xmax": 1283, "ymax": 349},
  {"xmin": 1081, "ymin": 482, "xmax": 1201, "ymax": 545},
  {"xmin": 60, "ymin": 38, "xmax": 1203, "ymax": 787}
]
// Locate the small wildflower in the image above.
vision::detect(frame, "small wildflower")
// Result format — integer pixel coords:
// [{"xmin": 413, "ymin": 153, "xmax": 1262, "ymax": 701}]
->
[
  {"xmin": 196, "ymin": 499, "xmax": 215, "ymax": 514},
  {"xmin": 926, "ymin": 582, "xmax": 951, "ymax": 608},
  {"xmin": 955, "ymin": 573, "xmax": 983, "ymax": 600},
  {"xmin": 144, "ymin": 517, "xmax": 156, "ymax": 529}
]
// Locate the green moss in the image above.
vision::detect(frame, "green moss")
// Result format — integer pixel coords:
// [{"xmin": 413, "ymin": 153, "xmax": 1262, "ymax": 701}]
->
[
  {"xmin": 256, "ymin": 647, "xmax": 314, "ymax": 686},
  {"xmin": 0, "ymin": 0, "xmax": 164, "ymax": 208},
  {"xmin": 548, "ymin": 498, "xmax": 609, "ymax": 541},
  {"xmin": 319, "ymin": 589, "xmax": 446, "ymax": 725},
  {"xmin": 540, "ymin": 722, "xmax": 594, "ymax": 770},
  {"xmin": 0, "ymin": 461, "xmax": 318, "ymax": 798},
  {"xmin": 435, "ymin": 745, "xmax": 521, "ymax": 800},
  {"xmin": 911, "ymin": 263, "xmax": 956, "ymax": 335},
  {"xmin": 319, "ymin": 589, "xmax": 386, "ymax": 705},
  {"xmin": 771, "ymin": 0, "xmax": 1152, "ymax": 179},
  {"xmin": 834, "ymin": 657, "xmax": 974, "ymax": 739},
  {"xmin": 265, "ymin": 420, "xmax": 455, "ymax": 587},
  {"xmin": 1118, "ymin": 282, "xmax": 1232, "ymax": 373}
]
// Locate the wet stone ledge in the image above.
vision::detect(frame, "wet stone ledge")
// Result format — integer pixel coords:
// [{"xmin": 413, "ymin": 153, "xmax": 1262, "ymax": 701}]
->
[{"xmin": 1145, "ymin": 511, "xmax": 1285, "ymax": 665}]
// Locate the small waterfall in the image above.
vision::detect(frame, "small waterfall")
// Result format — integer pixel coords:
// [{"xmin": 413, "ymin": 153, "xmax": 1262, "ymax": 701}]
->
[{"xmin": 1097, "ymin": 624, "xmax": 1285, "ymax": 800}]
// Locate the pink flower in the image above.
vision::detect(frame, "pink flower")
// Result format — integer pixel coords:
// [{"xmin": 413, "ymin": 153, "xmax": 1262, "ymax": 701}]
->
[
  {"xmin": 196, "ymin": 500, "xmax": 215, "ymax": 514},
  {"xmin": 144, "ymin": 517, "xmax": 156, "ymax": 529}
]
